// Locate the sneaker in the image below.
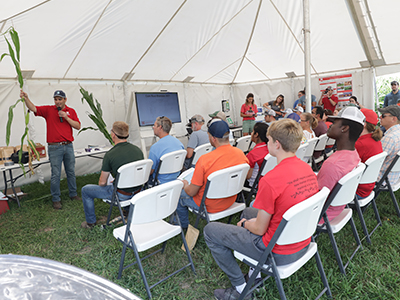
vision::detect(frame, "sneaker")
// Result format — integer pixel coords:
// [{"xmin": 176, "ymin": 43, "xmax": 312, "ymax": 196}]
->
[
  {"xmin": 70, "ymin": 195, "xmax": 82, "ymax": 201},
  {"xmin": 53, "ymin": 201, "xmax": 62, "ymax": 210},
  {"xmin": 81, "ymin": 221, "xmax": 96, "ymax": 229},
  {"xmin": 244, "ymin": 273, "xmax": 264, "ymax": 291},
  {"xmin": 214, "ymin": 286, "xmax": 253, "ymax": 300}
]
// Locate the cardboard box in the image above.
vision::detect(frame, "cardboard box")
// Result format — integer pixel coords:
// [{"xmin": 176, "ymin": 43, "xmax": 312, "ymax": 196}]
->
[
  {"xmin": 0, "ymin": 146, "xmax": 16, "ymax": 165},
  {"xmin": 15, "ymin": 144, "xmax": 29, "ymax": 152}
]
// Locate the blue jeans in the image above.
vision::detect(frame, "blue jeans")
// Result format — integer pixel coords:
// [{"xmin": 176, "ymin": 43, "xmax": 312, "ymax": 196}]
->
[
  {"xmin": 47, "ymin": 143, "xmax": 77, "ymax": 202},
  {"xmin": 176, "ymin": 189, "xmax": 200, "ymax": 228},
  {"xmin": 81, "ymin": 184, "xmax": 132, "ymax": 224}
]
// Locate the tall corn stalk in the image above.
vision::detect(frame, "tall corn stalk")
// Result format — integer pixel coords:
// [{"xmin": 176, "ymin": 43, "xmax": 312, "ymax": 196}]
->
[
  {"xmin": 1, "ymin": 27, "xmax": 39, "ymax": 174},
  {"xmin": 78, "ymin": 86, "xmax": 114, "ymax": 146}
]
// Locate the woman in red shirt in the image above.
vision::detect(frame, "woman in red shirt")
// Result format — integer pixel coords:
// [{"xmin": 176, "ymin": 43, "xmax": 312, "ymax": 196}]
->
[{"xmin": 240, "ymin": 93, "xmax": 257, "ymax": 136}]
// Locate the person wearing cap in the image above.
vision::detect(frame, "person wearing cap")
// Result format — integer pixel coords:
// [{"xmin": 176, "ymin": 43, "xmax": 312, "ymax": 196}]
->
[
  {"xmin": 384, "ymin": 81, "xmax": 400, "ymax": 107},
  {"xmin": 204, "ymin": 119, "xmax": 318, "ymax": 300},
  {"xmin": 240, "ymin": 93, "xmax": 258, "ymax": 136},
  {"xmin": 317, "ymin": 106, "xmax": 363, "ymax": 223},
  {"xmin": 176, "ymin": 119, "xmax": 248, "ymax": 230},
  {"xmin": 285, "ymin": 108, "xmax": 300, "ymax": 122},
  {"xmin": 20, "ymin": 89, "xmax": 81, "ymax": 210},
  {"xmin": 183, "ymin": 114, "xmax": 209, "ymax": 169},
  {"xmin": 354, "ymin": 109, "xmax": 383, "ymax": 198},
  {"xmin": 318, "ymin": 86, "xmax": 339, "ymax": 112},
  {"xmin": 148, "ymin": 116, "xmax": 184, "ymax": 185},
  {"xmin": 80, "ymin": 121, "xmax": 144, "ymax": 229},
  {"xmin": 264, "ymin": 109, "xmax": 277, "ymax": 125},
  {"xmin": 377, "ymin": 105, "xmax": 400, "ymax": 185},
  {"xmin": 208, "ymin": 111, "xmax": 234, "ymax": 140}
]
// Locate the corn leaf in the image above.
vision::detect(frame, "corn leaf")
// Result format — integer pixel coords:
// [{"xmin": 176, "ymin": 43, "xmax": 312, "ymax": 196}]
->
[
  {"xmin": 6, "ymin": 98, "xmax": 24, "ymax": 146},
  {"xmin": 0, "ymin": 53, "xmax": 9, "ymax": 61},
  {"xmin": 78, "ymin": 126, "xmax": 99, "ymax": 134},
  {"xmin": 28, "ymin": 139, "xmax": 40, "ymax": 161},
  {"xmin": 5, "ymin": 37, "xmax": 23, "ymax": 88},
  {"xmin": 9, "ymin": 28, "xmax": 20, "ymax": 62}
]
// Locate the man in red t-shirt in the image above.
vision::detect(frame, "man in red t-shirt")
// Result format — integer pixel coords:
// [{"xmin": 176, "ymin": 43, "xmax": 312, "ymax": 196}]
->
[
  {"xmin": 176, "ymin": 119, "xmax": 249, "ymax": 229},
  {"xmin": 318, "ymin": 86, "xmax": 339, "ymax": 112},
  {"xmin": 20, "ymin": 90, "xmax": 81, "ymax": 210},
  {"xmin": 204, "ymin": 119, "xmax": 319, "ymax": 300}
]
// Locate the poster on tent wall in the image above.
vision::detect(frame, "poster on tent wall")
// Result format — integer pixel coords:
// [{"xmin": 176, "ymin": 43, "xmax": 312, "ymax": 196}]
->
[{"xmin": 319, "ymin": 74, "xmax": 352, "ymax": 108}]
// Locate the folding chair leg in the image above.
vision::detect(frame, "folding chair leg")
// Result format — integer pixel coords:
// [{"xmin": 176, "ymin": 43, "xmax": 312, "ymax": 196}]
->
[
  {"xmin": 180, "ymin": 230, "xmax": 196, "ymax": 274},
  {"xmin": 194, "ymin": 215, "xmax": 201, "ymax": 229},
  {"xmin": 117, "ymin": 244, "xmax": 128, "ymax": 279},
  {"xmin": 346, "ymin": 217, "xmax": 363, "ymax": 269},
  {"xmin": 313, "ymin": 238, "xmax": 332, "ymax": 298},
  {"xmin": 133, "ymin": 246, "xmax": 152, "ymax": 299},
  {"xmin": 271, "ymin": 259, "xmax": 287, "ymax": 300},
  {"xmin": 106, "ymin": 202, "xmax": 114, "ymax": 226},
  {"xmin": 353, "ymin": 198, "xmax": 371, "ymax": 244},
  {"xmin": 369, "ymin": 200, "xmax": 382, "ymax": 237},
  {"xmin": 389, "ymin": 185, "xmax": 400, "ymax": 218},
  {"xmin": 325, "ymin": 224, "xmax": 346, "ymax": 275}
]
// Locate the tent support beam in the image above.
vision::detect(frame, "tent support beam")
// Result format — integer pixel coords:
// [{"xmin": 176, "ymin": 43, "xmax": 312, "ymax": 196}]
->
[{"xmin": 303, "ymin": 0, "xmax": 312, "ymax": 113}]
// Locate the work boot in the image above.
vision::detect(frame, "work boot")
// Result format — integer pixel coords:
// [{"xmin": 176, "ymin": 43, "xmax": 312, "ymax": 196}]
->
[
  {"xmin": 81, "ymin": 221, "xmax": 96, "ymax": 229},
  {"xmin": 70, "ymin": 195, "xmax": 82, "ymax": 201},
  {"xmin": 53, "ymin": 201, "xmax": 62, "ymax": 210}
]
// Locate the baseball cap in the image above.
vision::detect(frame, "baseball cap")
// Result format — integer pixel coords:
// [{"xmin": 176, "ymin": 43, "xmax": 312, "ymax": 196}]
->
[
  {"xmin": 264, "ymin": 109, "xmax": 276, "ymax": 117},
  {"xmin": 284, "ymin": 108, "xmax": 293, "ymax": 115},
  {"xmin": 326, "ymin": 86, "xmax": 333, "ymax": 91},
  {"xmin": 186, "ymin": 114, "xmax": 205, "ymax": 127},
  {"xmin": 208, "ymin": 119, "xmax": 230, "ymax": 138},
  {"xmin": 293, "ymin": 106, "xmax": 304, "ymax": 113},
  {"xmin": 391, "ymin": 81, "xmax": 399, "ymax": 86},
  {"xmin": 53, "ymin": 90, "xmax": 66, "ymax": 98},
  {"xmin": 327, "ymin": 106, "xmax": 365, "ymax": 126},
  {"xmin": 208, "ymin": 111, "xmax": 227, "ymax": 121},
  {"xmin": 378, "ymin": 105, "xmax": 400, "ymax": 120},
  {"xmin": 360, "ymin": 108, "xmax": 378, "ymax": 126}
]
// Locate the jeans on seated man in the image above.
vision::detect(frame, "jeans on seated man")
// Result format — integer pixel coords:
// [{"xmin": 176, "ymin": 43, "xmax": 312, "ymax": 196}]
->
[
  {"xmin": 81, "ymin": 121, "xmax": 144, "ymax": 229},
  {"xmin": 203, "ymin": 119, "xmax": 319, "ymax": 300},
  {"xmin": 176, "ymin": 119, "xmax": 249, "ymax": 229}
]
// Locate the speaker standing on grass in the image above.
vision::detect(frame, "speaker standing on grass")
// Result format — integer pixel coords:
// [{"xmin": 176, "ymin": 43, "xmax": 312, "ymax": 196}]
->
[{"xmin": 20, "ymin": 90, "xmax": 81, "ymax": 210}]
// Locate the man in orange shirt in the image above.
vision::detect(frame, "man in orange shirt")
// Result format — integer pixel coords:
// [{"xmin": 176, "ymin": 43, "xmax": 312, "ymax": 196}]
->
[{"xmin": 176, "ymin": 119, "xmax": 249, "ymax": 229}]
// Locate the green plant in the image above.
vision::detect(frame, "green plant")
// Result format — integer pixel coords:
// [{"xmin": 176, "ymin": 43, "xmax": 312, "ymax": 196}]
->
[
  {"xmin": 1, "ymin": 27, "xmax": 39, "ymax": 173},
  {"xmin": 78, "ymin": 86, "xmax": 114, "ymax": 146}
]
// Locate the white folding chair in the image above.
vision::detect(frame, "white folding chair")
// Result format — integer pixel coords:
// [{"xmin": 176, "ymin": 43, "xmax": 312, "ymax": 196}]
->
[
  {"xmin": 189, "ymin": 163, "xmax": 250, "ymax": 228},
  {"xmin": 113, "ymin": 180, "xmax": 196, "ymax": 299},
  {"xmin": 374, "ymin": 151, "xmax": 400, "ymax": 218},
  {"xmin": 350, "ymin": 152, "xmax": 387, "ymax": 244},
  {"xmin": 104, "ymin": 159, "xmax": 153, "ymax": 226},
  {"xmin": 295, "ymin": 142, "xmax": 308, "ymax": 161},
  {"xmin": 234, "ymin": 187, "xmax": 332, "ymax": 300},
  {"xmin": 187, "ymin": 143, "xmax": 213, "ymax": 167},
  {"xmin": 315, "ymin": 163, "xmax": 365, "ymax": 275},
  {"xmin": 235, "ymin": 136, "xmax": 252, "ymax": 153},
  {"xmin": 153, "ymin": 149, "xmax": 187, "ymax": 185},
  {"xmin": 303, "ymin": 137, "xmax": 318, "ymax": 164},
  {"xmin": 245, "ymin": 154, "xmax": 278, "ymax": 204},
  {"xmin": 312, "ymin": 134, "xmax": 329, "ymax": 170},
  {"xmin": 325, "ymin": 138, "xmax": 336, "ymax": 158},
  {"xmin": 229, "ymin": 138, "xmax": 235, "ymax": 146}
]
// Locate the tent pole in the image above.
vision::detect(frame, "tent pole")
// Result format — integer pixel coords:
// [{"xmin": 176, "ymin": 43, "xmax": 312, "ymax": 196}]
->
[{"xmin": 303, "ymin": 0, "xmax": 312, "ymax": 113}]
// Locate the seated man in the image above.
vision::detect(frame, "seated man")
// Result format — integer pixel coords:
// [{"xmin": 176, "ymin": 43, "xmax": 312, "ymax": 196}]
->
[
  {"xmin": 263, "ymin": 109, "xmax": 276, "ymax": 125},
  {"xmin": 149, "ymin": 116, "xmax": 184, "ymax": 184},
  {"xmin": 176, "ymin": 119, "xmax": 249, "ymax": 229},
  {"xmin": 317, "ymin": 106, "xmax": 363, "ymax": 223},
  {"xmin": 204, "ymin": 119, "xmax": 319, "ymax": 300},
  {"xmin": 81, "ymin": 121, "xmax": 144, "ymax": 228},
  {"xmin": 377, "ymin": 105, "xmax": 400, "ymax": 185},
  {"xmin": 183, "ymin": 114, "xmax": 209, "ymax": 169}
]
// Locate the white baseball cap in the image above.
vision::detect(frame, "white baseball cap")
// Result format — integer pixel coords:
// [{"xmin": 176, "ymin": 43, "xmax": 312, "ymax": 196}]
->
[{"xmin": 327, "ymin": 106, "xmax": 365, "ymax": 126}]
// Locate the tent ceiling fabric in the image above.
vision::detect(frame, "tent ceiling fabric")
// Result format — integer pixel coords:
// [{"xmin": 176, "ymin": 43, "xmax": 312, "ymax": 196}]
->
[{"xmin": 0, "ymin": 0, "xmax": 398, "ymax": 84}]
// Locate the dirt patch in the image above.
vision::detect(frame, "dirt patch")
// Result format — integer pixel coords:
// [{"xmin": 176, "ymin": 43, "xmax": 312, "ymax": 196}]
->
[
  {"xmin": 76, "ymin": 246, "xmax": 92, "ymax": 255},
  {"xmin": 43, "ymin": 227, "xmax": 54, "ymax": 232}
]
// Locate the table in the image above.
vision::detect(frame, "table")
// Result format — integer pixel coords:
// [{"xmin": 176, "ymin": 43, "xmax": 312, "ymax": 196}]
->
[
  {"xmin": 1, "ymin": 147, "xmax": 111, "ymax": 207},
  {"xmin": 0, "ymin": 254, "xmax": 141, "ymax": 300}
]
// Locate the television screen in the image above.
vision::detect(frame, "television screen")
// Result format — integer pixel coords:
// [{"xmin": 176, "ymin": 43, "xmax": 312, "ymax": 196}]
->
[{"xmin": 135, "ymin": 92, "xmax": 182, "ymax": 126}]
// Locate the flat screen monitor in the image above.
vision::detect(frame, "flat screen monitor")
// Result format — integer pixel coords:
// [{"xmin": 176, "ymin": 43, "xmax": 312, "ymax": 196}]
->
[{"xmin": 135, "ymin": 92, "xmax": 182, "ymax": 127}]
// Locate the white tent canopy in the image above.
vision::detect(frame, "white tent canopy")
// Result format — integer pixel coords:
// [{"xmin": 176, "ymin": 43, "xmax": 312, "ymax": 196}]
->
[{"xmin": 0, "ymin": 0, "xmax": 399, "ymax": 188}]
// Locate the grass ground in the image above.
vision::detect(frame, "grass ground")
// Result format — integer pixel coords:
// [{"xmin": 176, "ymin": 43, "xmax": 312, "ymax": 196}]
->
[{"xmin": 1, "ymin": 173, "xmax": 400, "ymax": 299}]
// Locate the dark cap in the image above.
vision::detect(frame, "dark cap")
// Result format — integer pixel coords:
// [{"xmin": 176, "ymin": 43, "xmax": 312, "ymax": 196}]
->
[
  {"xmin": 208, "ymin": 119, "xmax": 230, "ymax": 138},
  {"xmin": 53, "ymin": 90, "xmax": 66, "ymax": 98},
  {"xmin": 326, "ymin": 86, "xmax": 333, "ymax": 91},
  {"xmin": 378, "ymin": 105, "xmax": 400, "ymax": 120},
  {"xmin": 391, "ymin": 81, "xmax": 399, "ymax": 86}
]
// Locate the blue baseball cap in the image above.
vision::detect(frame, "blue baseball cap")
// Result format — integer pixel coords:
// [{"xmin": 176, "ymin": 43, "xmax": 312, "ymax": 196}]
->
[
  {"xmin": 208, "ymin": 119, "xmax": 230, "ymax": 138},
  {"xmin": 53, "ymin": 90, "xmax": 66, "ymax": 98}
]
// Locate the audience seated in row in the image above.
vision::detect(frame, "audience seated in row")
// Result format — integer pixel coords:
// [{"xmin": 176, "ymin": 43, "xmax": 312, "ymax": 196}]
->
[{"xmin": 183, "ymin": 114, "xmax": 208, "ymax": 169}]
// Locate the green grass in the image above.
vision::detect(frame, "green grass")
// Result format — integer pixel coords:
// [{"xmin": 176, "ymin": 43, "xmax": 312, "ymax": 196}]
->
[{"xmin": 1, "ymin": 174, "xmax": 400, "ymax": 299}]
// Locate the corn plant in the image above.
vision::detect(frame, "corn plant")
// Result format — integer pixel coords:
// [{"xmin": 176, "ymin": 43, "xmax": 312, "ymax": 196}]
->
[
  {"xmin": 79, "ymin": 86, "xmax": 114, "ymax": 146},
  {"xmin": 1, "ymin": 27, "xmax": 39, "ymax": 174}
]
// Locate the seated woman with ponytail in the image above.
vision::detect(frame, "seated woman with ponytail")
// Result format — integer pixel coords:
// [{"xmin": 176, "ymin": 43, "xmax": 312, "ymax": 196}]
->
[
  {"xmin": 246, "ymin": 122, "xmax": 269, "ymax": 187},
  {"xmin": 354, "ymin": 108, "xmax": 383, "ymax": 198}
]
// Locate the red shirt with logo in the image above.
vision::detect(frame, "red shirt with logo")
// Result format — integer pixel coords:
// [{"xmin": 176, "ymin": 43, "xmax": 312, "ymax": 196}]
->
[{"xmin": 35, "ymin": 105, "xmax": 80, "ymax": 143}]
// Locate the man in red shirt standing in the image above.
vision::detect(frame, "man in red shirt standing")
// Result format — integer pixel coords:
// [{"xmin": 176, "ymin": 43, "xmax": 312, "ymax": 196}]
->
[
  {"xmin": 20, "ymin": 90, "xmax": 81, "ymax": 210},
  {"xmin": 318, "ymin": 86, "xmax": 339, "ymax": 112}
]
